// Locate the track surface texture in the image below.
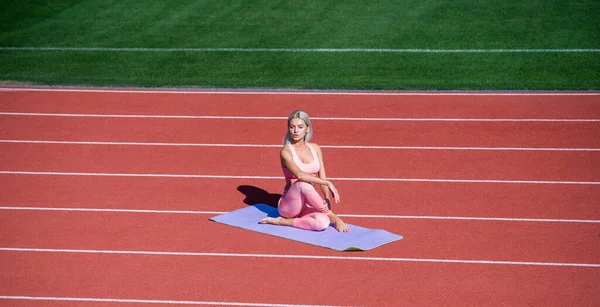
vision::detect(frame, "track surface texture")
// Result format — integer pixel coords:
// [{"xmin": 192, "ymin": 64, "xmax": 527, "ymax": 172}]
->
[{"xmin": 1, "ymin": 87, "xmax": 599, "ymax": 306}]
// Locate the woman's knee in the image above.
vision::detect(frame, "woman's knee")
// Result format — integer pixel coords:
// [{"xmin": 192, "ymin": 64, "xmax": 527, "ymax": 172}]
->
[
  {"xmin": 313, "ymin": 214, "xmax": 331, "ymax": 231},
  {"xmin": 293, "ymin": 180, "xmax": 314, "ymax": 191}
]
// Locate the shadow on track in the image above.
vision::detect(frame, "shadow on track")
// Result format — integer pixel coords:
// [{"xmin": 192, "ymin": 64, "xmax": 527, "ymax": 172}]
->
[{"xmin": 237, "ymin": 185, "xmax": 281, "ymax": 208}]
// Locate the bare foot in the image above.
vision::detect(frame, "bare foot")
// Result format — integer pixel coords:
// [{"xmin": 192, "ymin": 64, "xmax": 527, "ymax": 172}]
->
[
  {"xmin": 260, "ymin": 217, "xmax": 285, "ymax": 225},
  {"xmin": 260, "ymin": 216, "xmax": 295, "ymax": 227},
  {"xmin": 332, "ymin": 219, "xmax": 350, "ymax": 232}
]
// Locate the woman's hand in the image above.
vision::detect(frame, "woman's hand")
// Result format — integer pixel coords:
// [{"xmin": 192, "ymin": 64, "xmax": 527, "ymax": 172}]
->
[{"xmin": 327, "ymin": 182, "xmax": 340, "ymax": 203}]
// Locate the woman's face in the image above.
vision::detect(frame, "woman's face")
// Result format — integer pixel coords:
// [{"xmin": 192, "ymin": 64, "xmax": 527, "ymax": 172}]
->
[{"xmin": 288, "ymin": 118, "xmax": 309, "ymax": 142}]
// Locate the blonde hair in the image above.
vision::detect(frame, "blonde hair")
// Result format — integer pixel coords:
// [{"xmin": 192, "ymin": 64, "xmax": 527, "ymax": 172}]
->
[{"xmin": 283, "ymin": 110, "xmax": 313, "ymax": 144}]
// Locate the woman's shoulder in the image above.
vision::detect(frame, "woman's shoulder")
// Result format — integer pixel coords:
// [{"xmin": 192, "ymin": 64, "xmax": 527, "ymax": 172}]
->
[
  {"xmin": 307, "ymin": 141, "xmax": 320, "ymax": 148},
  {"xmin": 307, "ymin": 142, "xmax": 322, "ymax": 153},
  {"xmin": 280, "ymin": 144, "xmax": 292, "ymax": 157}
]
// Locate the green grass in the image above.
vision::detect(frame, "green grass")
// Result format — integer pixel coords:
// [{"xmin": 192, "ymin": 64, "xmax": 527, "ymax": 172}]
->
[{"xmin": 1, "ymin": 0, "xmax": 599, "ymax": 90}]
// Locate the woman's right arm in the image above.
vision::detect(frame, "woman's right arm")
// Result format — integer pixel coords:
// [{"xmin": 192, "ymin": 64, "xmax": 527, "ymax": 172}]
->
[{"xmin": 280, "ymin": 147, "xmax": 339, "ymax": 202}]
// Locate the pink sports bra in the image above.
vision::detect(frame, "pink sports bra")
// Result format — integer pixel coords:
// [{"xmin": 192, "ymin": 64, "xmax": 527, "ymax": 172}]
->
[{"xmin": 282, "ymin": 143, "xmax": 320, "ymax": 180}]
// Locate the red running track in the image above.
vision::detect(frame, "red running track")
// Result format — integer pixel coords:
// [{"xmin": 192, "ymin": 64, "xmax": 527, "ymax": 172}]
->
[
  {"xmin": 1, "ymin": 87, "xmax": 599, "ymax": 306},
  {"xmin": 2, "ymin": 175, "xmax": 600, "ymax": 219},
  {"xmin": 2, "ymin": 116, "xmax": 600, "ymax": 148},
  {"xmin": 2, "ymin": 143, "xmax": 600, "ymax": 181}
]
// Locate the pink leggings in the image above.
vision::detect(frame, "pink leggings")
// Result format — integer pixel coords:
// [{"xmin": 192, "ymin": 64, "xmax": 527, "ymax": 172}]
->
[{"xmin": 278, "ymin": 181, "xmax": 331, "ymax": 231}]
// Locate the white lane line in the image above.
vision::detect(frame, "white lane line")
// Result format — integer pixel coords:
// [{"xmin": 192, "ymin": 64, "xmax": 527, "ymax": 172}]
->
[
  {"xmin": 339, "ymin": 213, "xmax": 600, "ymax": 223},
  {"xmin": 0, "ymin": 171, "xmax": 277, "ymax": 180},
  {"xmin": 0, "ymin": 86, "xmax": 598, "ymax": 96},
  {"xmin": 0, "ymin": 206, "xmax": 225, "ymax": 215},
  {"xmin": 1, "ymin": 247, "xmax": 598, "ymax": 267},
  {"xmin": 1, "ymin": 46, "xmax": 599, "ymax": 53},
  {"xmin": 1, "ymin": 139, "xmax": 599, "ymax": 151},
  {"xmin": 1, "ymin": 206, "xmax": 598, "ymax": 223},
  {"xmin": 1, "ymin": 171, "xmax": 599, "ymax": 185},
  {"xmin": 0, "ymin": 140, "xmax": 283, "ymax": 148},
  {"xmin": 1, "ymin": 112, "xmax": 599, "ymax": 122},
  {"xmin": 0, "ymin": 295, "xmax": 347, "ymax": 307}
]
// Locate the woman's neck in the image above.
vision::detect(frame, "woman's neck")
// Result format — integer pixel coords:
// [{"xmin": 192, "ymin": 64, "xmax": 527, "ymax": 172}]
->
[{"xmin": 291, "ymin": 139, "xmax": 307, "ymax": 149}]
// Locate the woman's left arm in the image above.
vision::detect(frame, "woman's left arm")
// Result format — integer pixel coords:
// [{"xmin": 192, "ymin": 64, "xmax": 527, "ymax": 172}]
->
[
  {"xmin": 313, "ymin": 144, "xmax": 332, "ymax": 203},
  {"xmin": 314, "ymin": 143, "xmax": 349, "ymax": 232}
]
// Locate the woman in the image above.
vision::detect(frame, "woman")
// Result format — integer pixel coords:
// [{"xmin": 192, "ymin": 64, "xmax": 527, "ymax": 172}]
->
[{"xmin": 260, "ymin": 110, "xmax": 350, "ymax": 232}]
